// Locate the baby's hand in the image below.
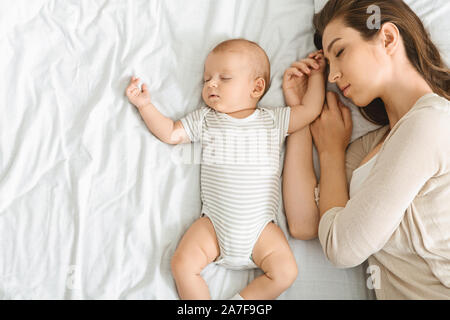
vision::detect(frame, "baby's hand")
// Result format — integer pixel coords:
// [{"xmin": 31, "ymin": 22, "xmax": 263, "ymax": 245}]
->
[
  {"xmin": 282, "ymin": 50, "xmax": 326, "ymax": 107},
  {"xmin": 125, "ymin": 76, "xmax": 152, "ymax": 110},
  {"xmin": 282, "ymin": 65, "xmax": 308, "ymax": 107}
]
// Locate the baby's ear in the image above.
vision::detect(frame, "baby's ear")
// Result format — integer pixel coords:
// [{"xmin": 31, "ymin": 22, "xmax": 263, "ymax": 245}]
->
[{"xmin": 251, "ymin": 77, "xmax": 266, "ymax": 99}]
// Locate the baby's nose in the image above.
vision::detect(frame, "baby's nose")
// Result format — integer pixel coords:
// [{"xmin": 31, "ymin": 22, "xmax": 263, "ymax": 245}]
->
[{"xmin": 208, "ymin": 80, "xmax": 218, "ymax": 88}]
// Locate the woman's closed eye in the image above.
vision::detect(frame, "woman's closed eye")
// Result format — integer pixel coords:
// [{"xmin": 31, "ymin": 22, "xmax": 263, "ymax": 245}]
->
[{"xmin": 336, "ymin": 48, "xmax": 344, "ymax": 58}]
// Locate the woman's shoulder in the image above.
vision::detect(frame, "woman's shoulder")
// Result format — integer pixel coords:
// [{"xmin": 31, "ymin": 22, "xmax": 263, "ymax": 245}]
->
[
  {"xmin": 404, "ymin": 93, "xmax": 450, "ymax": 123},
  {"xmin": 362, "ymin": 93, "xmax": 449, "ymax": 147},
  {"xmin": 351, "ymin": 125, "xmax": 390, "ymax": 154},
  {"xmin": 394, "ymin": 93, "xmax": 450, "ymax": 140},
  {"xmin": 412, "ymin": 92, "xmax": 449, "ymax": 111}
]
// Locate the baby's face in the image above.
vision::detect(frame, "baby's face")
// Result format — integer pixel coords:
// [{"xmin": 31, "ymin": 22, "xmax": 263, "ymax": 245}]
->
[{"xmin": 202, "ymin": 51, "xmax": 257, "ymax": 113}]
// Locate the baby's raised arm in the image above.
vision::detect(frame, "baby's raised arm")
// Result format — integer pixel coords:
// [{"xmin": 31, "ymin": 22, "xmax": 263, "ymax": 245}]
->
[
  {"xmin": 125, "ymin": 76, "xmax": 190, "ymax": 144},
  {"xmin": 283, "ymin": 50, "xmax": 326, "ymax": 134}
]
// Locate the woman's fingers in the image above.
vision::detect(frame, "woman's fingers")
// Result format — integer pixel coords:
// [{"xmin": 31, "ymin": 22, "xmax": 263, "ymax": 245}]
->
[
  {"xmin": 326, "ymin": 91, "xmax": 341, "ymax": 114},
  {"xmin": 339, "ymin": 101, "xmax": 353, "ymax": 130},
  {"xmin": 290, "ymin": 61, "xmax": 311, "ymax": 74},
  {"xmin": 285, "ymin": 67, "xmax": 303, "ymax": 79},
  {"xmin": 309, "ymin": 117, "xmax": 317, "ymax": 132},
  {"xmin": 302, "ymin": 58, "xmax": 320, "ymax": 69},
  {"xmin": 292, "ymin": 58, "xmax": 319, "ymax": 69},
  {"xmin": 291, "ymin": 58, "xmax": 319, "ymax": 74}
]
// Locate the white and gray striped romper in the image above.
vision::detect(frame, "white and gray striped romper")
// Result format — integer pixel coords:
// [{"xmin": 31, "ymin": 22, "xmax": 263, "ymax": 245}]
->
[{"xmin": 180, "ymin": 105, "xmax": 291, "ymax": 270}]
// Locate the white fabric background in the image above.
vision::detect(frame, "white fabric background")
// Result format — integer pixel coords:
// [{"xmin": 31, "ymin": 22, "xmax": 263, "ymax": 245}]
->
[{"xmin": 0, "ymin": 0, "xmax": 448, "ymax": 299}]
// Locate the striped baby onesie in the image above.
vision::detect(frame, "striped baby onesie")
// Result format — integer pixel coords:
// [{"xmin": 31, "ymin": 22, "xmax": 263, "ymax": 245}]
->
[{"xmin": 180, "ymin": 105, "xmax": 291, "ymax": 270}]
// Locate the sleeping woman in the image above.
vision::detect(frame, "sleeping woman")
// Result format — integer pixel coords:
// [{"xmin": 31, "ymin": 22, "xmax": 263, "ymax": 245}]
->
[{"xmin": 282, "ymin": 0, "xmax": 450, "ymax": 299}]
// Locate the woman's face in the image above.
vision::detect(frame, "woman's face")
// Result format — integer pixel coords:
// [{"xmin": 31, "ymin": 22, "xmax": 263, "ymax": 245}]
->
[{"xmin": 322, "ymin": 18, "xmax": 389, "ymax": 107}]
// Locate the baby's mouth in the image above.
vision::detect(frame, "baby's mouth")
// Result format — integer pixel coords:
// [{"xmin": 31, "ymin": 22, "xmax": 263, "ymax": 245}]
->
[{"xmin": 209, "ymin": 94, "xmax": 220, "ymax": 99}]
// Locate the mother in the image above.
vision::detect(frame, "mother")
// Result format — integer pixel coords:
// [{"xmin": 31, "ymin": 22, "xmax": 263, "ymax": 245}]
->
[{"xmin": 283, "ymin": 0, "xmax": 450, "ymax": 299}]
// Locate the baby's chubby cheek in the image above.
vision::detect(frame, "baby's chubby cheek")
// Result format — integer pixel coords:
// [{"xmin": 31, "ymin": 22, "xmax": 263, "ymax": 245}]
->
[
  {"xmin": 211, "ymin": 102, "xmax": 225, "ymax": 112},
  {"xmin": 203, "ymin": 98, "xmax": 221, "ymax": 111},
  {"xmin": 203, "ymin": 94, "xmax": 224, "ymax": 110}
]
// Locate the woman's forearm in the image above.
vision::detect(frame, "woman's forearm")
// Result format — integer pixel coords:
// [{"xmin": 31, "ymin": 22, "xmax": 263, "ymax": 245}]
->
[{"xmin": 318, "ymin": 151, "xmax": 349, "ymax": 218}]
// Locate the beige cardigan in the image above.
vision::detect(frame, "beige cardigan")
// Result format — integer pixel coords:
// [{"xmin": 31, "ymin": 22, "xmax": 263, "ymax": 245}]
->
[{"xmin": 318, "ymin": 93, "xmax": 450, "ymax": 299}]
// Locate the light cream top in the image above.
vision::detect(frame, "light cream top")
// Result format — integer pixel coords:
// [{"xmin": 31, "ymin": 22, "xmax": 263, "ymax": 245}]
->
[
  {"xmin": 318, "ymin": 93, "xmax": 450, "ymax": 299},
  {"xmin": 349, "ymin": 153, "xmax": 379, "ymax": 199}
]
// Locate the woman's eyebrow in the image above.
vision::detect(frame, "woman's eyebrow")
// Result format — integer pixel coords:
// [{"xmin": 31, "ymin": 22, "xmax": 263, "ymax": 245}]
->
[{"xmin": 326, "ymin": 37, "xmax": 342, "ymax": 54}]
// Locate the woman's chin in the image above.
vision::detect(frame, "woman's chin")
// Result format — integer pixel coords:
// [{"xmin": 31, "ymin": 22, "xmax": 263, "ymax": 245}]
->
[
  {"xmin": 350, "ymin": 93, "xmax": 372, "ymax": 108},
  {"xmin": 352, "ymin": 99, "xmax": 365, "ymax": 107}
]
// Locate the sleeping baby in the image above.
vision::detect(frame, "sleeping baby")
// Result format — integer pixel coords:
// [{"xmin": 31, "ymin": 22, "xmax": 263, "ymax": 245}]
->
[{"xmin": 125, "ymin": 39, "xmax": 326, "ymax": 300}]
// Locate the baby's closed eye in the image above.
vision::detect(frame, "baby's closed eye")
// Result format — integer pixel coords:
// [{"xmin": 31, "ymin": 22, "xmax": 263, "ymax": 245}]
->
[{"xmin": 203, "ymin": 76, "xmax": 232, "ymax": 83}]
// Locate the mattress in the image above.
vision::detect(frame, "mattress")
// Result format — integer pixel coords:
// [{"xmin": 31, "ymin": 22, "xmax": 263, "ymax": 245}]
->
[{"xmin": 0, "ymin": 0, "xmax": 448, "ymax": 299}]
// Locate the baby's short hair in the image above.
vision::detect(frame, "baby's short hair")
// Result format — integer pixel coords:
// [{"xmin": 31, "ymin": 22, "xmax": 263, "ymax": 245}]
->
[{"xmin": 212, "ymin": 38, "xmax": 271, "ymax": 98}]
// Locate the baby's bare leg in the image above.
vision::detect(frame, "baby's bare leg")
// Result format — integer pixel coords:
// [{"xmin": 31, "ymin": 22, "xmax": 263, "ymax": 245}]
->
[
  {"xmin": 171, "ymin": 216, "xmax": 220, "ymax": 299},
  {"xmin": 240, "ymin": 222, "xmax": 298, "ymax": 300}
]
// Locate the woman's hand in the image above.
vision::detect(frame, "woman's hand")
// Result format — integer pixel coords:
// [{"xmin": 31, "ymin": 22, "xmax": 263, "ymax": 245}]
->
[
  {"xmin": 126, "ymin": 76, "xmax": 152, "ymax": 110},
  {"xmin": 310, "ymin": 91, "xmax": 353, "ymax": 156},
  {"xmin": 282, "ymin": 49, "xmax": 326, "ymax": 107}
]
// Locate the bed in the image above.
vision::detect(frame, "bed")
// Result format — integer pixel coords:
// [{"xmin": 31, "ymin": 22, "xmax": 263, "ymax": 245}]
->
[{"xmin": 1, "ymin": 0, "xmax": 449, "ymax": 299}]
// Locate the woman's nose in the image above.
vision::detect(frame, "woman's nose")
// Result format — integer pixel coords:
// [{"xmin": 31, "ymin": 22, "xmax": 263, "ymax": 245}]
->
[{"xmin": 328, "ymin": 66, "xmax": 342, "ymax": 83}]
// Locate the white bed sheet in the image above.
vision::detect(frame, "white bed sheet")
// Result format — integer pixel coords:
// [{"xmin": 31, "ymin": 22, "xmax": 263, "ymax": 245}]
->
[{"xmin": 0, "ymin": 0, "xmax": 448, "ymax": 299}]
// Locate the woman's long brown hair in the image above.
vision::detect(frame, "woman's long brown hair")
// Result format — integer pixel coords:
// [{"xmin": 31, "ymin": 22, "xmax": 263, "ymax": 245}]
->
[{"xmin": 313, "ymin": 0, "xmax": 450, "ymax": 125}]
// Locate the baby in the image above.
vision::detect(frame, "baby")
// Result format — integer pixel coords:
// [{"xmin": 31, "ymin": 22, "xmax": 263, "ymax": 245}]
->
[{"xmin": 125, "ymin": 39, "xmax": 326, "ymax": 300}]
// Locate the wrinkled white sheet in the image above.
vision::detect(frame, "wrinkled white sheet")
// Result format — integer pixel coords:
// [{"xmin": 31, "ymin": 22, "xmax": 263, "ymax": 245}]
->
[{"xmin": 0, "ymin": 0, "xmax": 448, "ymax": 299}]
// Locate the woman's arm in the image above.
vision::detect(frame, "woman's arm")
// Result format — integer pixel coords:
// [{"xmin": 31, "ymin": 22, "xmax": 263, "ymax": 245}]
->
[
  {"xmin": 310, "ymin": 92, "xmax": 353, "ymax": 217},
  {"xmin": 282, "ymin": 126, "xmax": 319, "ymax": 240},
  {"xmin": 309, "ymin": 91, "xmax": 354, "ymax": 264},
  {"xmin": 316, "ymin": 151, "xmax": 348, "ymax": 216},
  {"xmin": 316, "ymin": 127, "xmax": 374, "ymax": 217},
  {"xmin": 314, "ymin": 105, "xmax": 449, "ymax": 268}
]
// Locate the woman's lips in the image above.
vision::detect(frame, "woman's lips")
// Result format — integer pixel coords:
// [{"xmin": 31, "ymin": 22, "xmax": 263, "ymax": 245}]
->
[{"xmin": 342, "ymin": 85, "xmax": 351, "ymax": 97}]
